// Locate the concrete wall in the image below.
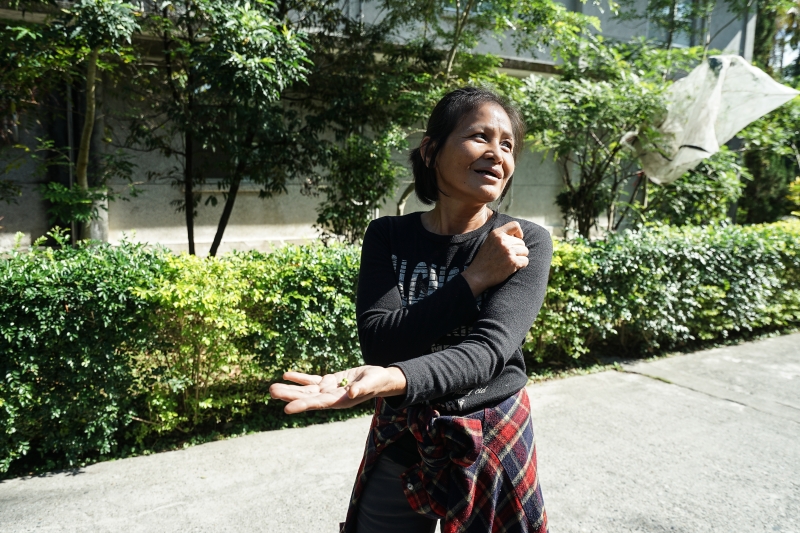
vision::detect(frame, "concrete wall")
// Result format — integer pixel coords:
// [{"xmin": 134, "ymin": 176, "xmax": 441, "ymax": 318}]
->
[
  {"xmin": 0, "ymin": 118, "xmax": 51, "ymax": 250},
  {"xmin": 105, "ymin": 134, "xmax": 565, "ymax": 255}
]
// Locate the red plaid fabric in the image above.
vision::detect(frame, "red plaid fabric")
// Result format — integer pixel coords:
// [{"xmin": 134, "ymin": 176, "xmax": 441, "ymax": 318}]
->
[{"xmin": 340, "ymin": 388, "xmax": 548, "ymax": 533}]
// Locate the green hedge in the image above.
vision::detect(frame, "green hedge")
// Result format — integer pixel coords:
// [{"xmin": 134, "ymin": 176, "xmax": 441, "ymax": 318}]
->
[
  {"xmin": 1, "ymin": 221, "xmax": 799, "ymax": 477},
  {"xmin": 526, "ymin": 221, "xmax": 800, "ymax": 361},
  {"xmin": 0, "ymin": 239, "xmax": 163, "ymax": 475}
]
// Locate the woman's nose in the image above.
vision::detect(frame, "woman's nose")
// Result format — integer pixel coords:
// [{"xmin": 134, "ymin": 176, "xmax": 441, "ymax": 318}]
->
[{"xmin": 484, "ymin": 143, "xmax": 503, "ymax": 163}]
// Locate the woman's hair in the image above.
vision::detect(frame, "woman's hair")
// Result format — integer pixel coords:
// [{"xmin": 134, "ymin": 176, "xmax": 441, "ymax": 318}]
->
[{"xmin": 410, "ymin": 86, "xmax": 526, "ymax": 206}]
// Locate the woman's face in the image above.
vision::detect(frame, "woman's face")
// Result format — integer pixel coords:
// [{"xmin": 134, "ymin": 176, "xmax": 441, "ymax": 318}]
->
[{"xmin": 426, "ymin": 102, "xmax": 516, "ymax": 208}]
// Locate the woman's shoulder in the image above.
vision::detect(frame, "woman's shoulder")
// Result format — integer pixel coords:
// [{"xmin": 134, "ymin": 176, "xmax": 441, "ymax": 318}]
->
[
  {"xmin": 364, "ymin": 212, "xmax": 422, "ymax": 242},
  {"xmin": 493, "ymin": 213, "xmax": 552, "ymax": 244}
]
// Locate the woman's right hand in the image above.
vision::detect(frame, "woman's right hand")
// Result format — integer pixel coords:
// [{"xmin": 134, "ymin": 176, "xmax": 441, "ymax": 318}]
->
[
  {"xmin": 269, "ymin": 365, "xmax": 407, "ymax": 414},
  {"xmin": 461, "ymin": 221, "xmax": 529, "ymax": 296}
]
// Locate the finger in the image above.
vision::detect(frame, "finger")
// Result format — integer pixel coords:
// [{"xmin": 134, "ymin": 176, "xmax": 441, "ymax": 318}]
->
[
  {"xmin": 497, "ymin": 221, "xmax": 524, "ymax": 239},
  {"xmin": 269, "ymin": 383, "xmax": 320, "ymax": 401},
  {"xmin": 282, "ymin": 371, "xmax": 323, "ymax": 386},
  {"xmin": 284, "ymin": 390, "xmax": 352, "ymax": 414},
  {"xmin": 513, "ymin": 244, "xmax": 529, "ymax": 257},
  {"xmin": 502, "ymin": 236, "xmax": 527, "ymax": 252},
  {"xmin": 513, "ymin": 256, "xmax": 530, "ymax": 270}
]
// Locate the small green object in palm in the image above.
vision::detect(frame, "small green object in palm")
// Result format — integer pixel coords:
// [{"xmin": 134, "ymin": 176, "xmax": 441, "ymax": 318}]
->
[{"xmin": 339, "ymin": 378, "xmax": 349, "ymax": 387}]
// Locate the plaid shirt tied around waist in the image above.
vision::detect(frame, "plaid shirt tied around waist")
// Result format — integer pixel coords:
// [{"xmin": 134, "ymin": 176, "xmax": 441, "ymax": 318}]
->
[{"xmin": 340, "ymin": 387, "xmax": 548, "ymax": 533}]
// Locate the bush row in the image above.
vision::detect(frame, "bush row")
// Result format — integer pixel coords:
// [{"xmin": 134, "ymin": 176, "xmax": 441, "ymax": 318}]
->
[
  {"xmin": 2, "ymin": 221, "xmax": 799, "ymax": 477},
  {"xmin": 527, "ymin": 221, "xmax": 800, "ymax": 362}
]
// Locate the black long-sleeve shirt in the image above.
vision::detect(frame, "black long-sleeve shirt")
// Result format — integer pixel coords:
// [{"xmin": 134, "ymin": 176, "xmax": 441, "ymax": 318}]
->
[{"xmin": 356, "ymin": 211, "xmax": 553, "ymax": 414}]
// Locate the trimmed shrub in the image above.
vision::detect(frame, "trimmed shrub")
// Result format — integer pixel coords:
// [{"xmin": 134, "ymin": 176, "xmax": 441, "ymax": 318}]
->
[
  {"xmin": 0, "ymin": 237, "xmax": 166, "ymax": 474},
  {"xmin": 130, "ymin": 253, "xmax": 268, "ymax": 437},
  {"xmin": 525, "ymin": 238, "xmax": 610, "ymax": 360},
  {"xmin": 594, "ymin": 222, "xmax": 800, "ymax": 352},
  {"xmin": 1, "ymin": 221, "xmax": 799, "ymax": 477},
  {"xmin": 526, "ymin": 220, "xmax": 800, "ymax": 364},
  {"xmin": 238, "ymin": 244, "xmax": 362, "ymax": 375}
]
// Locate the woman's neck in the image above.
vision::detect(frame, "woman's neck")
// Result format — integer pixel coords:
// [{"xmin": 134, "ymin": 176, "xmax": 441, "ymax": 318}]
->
[{"xmin": 421, "ymin": 202, "xmax": 491, "ymax": 235}]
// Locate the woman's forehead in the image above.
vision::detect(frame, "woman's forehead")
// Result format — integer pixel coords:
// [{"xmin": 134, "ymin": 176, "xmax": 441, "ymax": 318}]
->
[{"xmin": 457, "ymin": 102, "xmax": 514, "ymax": 135}]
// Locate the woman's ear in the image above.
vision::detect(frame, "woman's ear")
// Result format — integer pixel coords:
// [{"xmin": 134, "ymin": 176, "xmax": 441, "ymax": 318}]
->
[{"xmin": 420, "ymin": 136, "xmax": 433, "ymax": 168}]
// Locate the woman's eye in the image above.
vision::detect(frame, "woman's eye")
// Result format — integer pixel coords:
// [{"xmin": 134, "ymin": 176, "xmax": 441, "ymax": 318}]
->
[{"xmin": 502, "ymin": 141, "xmax": 513, "ymax": 150}]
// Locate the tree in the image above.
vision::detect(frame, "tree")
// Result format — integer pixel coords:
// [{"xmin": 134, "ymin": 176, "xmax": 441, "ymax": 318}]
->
[
  {"xmin": 736, "ymin": 95, "xmax": 800, "ymax": 222},
  {"xmin": 123, "ymin": 0, "xmax": 311, "ymax": 255},
  {"xmin": 517, "ymin": 40, "xmax": 764, "ymax": 236},
  {"xmin": 625, "ymin": 147, "xmax": 748, "ymax": 226},
  {"xmin": 523, "ymin": 74, "xmax": 665, "ymax": 237},
  {"xmin": 314, "ymin": 131, "xmax": 406, "ymax": 243},
  {"xmin": 55, "ymin": 0, "xmax": 139, "ymax": 240},
  {"xmin": 0, "ymin": 2, "xmax": 140, "ymax": 239},
  {"xmin": 520, "ymin": 39, "xmax": 671, "ymax": 237},
  {"xmin": 283, "ymin": 11, "xmax": 448, "ymax": 241},
  {"xmin": 360, "ymin": 0, "xmax": 599, "ymax": 225}
]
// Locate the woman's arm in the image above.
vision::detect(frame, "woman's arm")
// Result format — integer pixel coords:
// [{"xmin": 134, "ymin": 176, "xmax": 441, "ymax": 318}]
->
[
  {"xmin": 389, "ymin": 222, "xmax": 552, "ymax": 408},
  {"xmin": 357, "ymin": 219, "xmax": 482, "ymax": 366},
  {"xmin": 358, "ymin": 218, "xmax": 534, "ymax": 367},
  {"xmin": 271, "ymin": 221, "xmax": 552, "ymax": 413}
]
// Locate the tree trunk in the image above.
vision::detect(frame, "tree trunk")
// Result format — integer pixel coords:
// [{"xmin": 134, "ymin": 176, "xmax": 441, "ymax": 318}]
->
[
  {"xmin": 666, "ymin": 0, "xmax": 677, "ymax": 49},
  {"xmin": 184, "ymin": 6, "xmax": 197, "ymax": 255},
  {"xmin": 208, "ymin": 131, "xmax": 256, "ymax": 257},
  {"xmin": 444, "ymin": 0, "xmax": 476, "ymax": 79},
  {"xmin": 75, "ymin": 48, "xmax": 99, "ymax": 240},
  {"xmin": 396, "ymin": 182, "xmax": 415, "ymax": 216},
  {"xmin": 208, "ymin": 176, "xmax": 240, "ymax": 257},
  {"xmin": 185, "ymin": 128, "xmax": 195, "ymax": 255}
]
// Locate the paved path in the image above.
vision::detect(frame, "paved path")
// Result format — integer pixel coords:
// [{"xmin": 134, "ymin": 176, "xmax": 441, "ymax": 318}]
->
[{"xmin": 1, "ymin": 333, "xmax": 798, "ymax": 532}]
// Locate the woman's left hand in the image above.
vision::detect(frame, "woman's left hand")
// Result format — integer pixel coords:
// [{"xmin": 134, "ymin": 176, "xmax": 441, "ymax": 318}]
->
[{"xmin": 269, "ymin": 365, "xmax": 407, "ymax": 414}]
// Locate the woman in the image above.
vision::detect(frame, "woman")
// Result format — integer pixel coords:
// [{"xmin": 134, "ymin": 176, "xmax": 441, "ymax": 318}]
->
[{"xmin": 270, "ymin": 87, "xmax": 553, "ymax": 533}]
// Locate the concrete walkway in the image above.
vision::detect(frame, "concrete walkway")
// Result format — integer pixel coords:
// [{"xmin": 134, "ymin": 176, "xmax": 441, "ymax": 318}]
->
[{"xmin": 1, "ymin": 333, "xmax": 798, "ymax": 532}]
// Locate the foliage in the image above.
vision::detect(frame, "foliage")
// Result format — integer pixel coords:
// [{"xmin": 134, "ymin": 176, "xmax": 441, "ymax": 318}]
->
[
  {"xmin": 381, "ymin": 0, "xmax": 597, "ymax": 76},
  {"xmin": 526, "ymin": 221, "xmax": 800, "ymax": 365},
  {"xmin": 238, "ymin": 244, "xmax": 363, "ymax": 376},
  {"xmin": 518, "ymin": 39, "xmax": 778, "ymax": 235},
  {"xmin": 0, "ymin": 179, "xmax": 21, "ymax": 204},
  {"xmin": 285, "ymin": 15, "xmax": 434, "ymax": 241},
  {"xmin": 0, "ymin": 17, "xmax": 73, "ymax": 131},
  {"xmin": 2, "ymin": 222, "xmax": 799, "ymax": 477},
  {"xmin": 0, "ymin": 2, "xmax": 141, "ymax": 233},
  {"xmin": 55, "ymin": 0, "xmax": 141, "ymax": 217},
  {"xmin": 628, "ymin": 147, "xmax": 748, "ymax": 227},
  {"xmin": 282, "ymin": 0, "xmax": 599, "ymax": 241},
  {"xmin": 122, "ymin": 0, "xmax": 312, "ymax": 255},
  {"xmin": 54, "ymin": 0, "xmax": 141, "ymax": 52},
  {"xmin": 0, "ymin": 233, "xmax": 166, "ymax": 476},
  {"xmin": 38, "ymin": 182, "xmax": 110, "ymax": 224},
  {"xmin": 521, "ymin": 50, "xmax": 667, "ymax": 237},
  {"xmin": 315, "ymin": 132, "xmax": 406, "ymax": 244},
  {"xmin": 525, "ymin": 238, "xmax": 610, "ymax": 359},
  {"xmin": 737, "ymin": 95, "xmax": 800, "ymax": 223},
  {"xmin": 592, "ymin": 222, "xmax": 800, "ymax": 350},
  {"xmin": 0, "ymin": 237, "xmax": 363, "ymax": 477},
  {"xmin": 131, "ymin": 254, "xmax": 267, "ymax": 435},
  {"xmin": 788, "ymin": 177, "xmax": 800, "ymax": 215}
]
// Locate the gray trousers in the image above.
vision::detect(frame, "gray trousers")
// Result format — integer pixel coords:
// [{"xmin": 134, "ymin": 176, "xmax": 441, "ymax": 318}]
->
[{"xmin": 355, "ymin": 454, "xmax": 438, "ymax": 533}]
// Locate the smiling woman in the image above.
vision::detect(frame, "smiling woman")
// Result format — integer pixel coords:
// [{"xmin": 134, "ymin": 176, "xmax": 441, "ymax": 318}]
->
[{"xmin": 270, "ymin": 87, "xmax": 553, "ymax": 533}]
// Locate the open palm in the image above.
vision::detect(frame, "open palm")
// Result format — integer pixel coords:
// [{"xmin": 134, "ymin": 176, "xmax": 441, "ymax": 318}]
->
[{"xmin": 269, "ymin": 365, "xmax": 404, "ymax": 414}]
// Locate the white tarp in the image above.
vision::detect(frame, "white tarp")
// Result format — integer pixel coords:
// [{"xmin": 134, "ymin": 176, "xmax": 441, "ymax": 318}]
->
[{"xmin": 636, "ymin": 55, "xmax": 799, "ymax": 185}]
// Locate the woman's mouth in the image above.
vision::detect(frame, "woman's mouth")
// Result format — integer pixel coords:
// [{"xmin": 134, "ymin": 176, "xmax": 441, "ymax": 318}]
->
[{"xmin": 474, "ymin": 168, "xmax": 501, "ymax": 179}]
